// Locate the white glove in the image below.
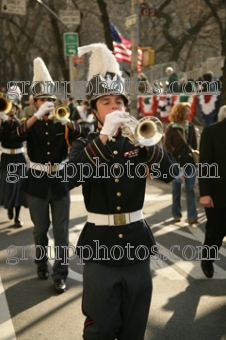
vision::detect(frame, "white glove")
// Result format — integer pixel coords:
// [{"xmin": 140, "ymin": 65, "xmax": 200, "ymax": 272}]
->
[
  {"xmin": 47, "ymin": 111, "xmax": 54, "ymax": 120},
  {"xmin": 101, "ymin": 111, "xmax": 130, "ymax": 140},
  {"xmin": 57, "ymin": 118, "xmax": 70, "ymax": 125},
  {"xmin": 0, "ymin": 112, "xmax": 9, "ymax": 121},
  {"xmin": 34, "ymin": 102, "xmax": 55, "ymax": 120}
]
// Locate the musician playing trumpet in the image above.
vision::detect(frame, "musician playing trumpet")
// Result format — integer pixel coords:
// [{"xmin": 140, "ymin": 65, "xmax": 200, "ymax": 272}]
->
[
  {"xmin": 11, "ymin": 57, "xmax": 83, "ymax": 294},
  {"xmin": 67, "ymin": 43, "xmax": 179, "ymax": 340},
  {"xmin": 0, "ymin": 88, "xmax": 27, "ymax": 227}
]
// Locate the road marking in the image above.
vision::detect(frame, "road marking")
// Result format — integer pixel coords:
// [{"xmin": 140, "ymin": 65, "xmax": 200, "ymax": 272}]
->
[
  {"xmin": 70, "ymin": 193, "xmax": 173, "ymax": 202},
  {"xmin": 151, "ymin": 258, "xmax": 185, "ymax": 280},
  {"xmin": 154, "ymin": 224, "xmax": 197, "ymax": 240},
  {"xmin": 154, "ymin": 241, "xmax": 226, "ymax": 280},
  {"xmin": 0, "ymin": 277, "xmax": 17, "ymax": 340},
  {"xmin": 70, "ymin": 194, "xmax": 84, "ymax": 202}
]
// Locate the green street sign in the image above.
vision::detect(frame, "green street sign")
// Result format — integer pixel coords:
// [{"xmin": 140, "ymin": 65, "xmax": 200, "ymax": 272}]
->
[{"xmin": 63, "ymin": 32, "xmax": 79, "ymax": 56}]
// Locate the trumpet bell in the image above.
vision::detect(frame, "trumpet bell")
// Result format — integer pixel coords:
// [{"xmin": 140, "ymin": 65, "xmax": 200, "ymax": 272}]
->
[
  {"xmin": 54, "ymin": 105, "xmax": 70, "ymax": 121},
  {"xmin": 121, "ymin": 115, "xmax": 163, "ymax": 147},
  {"xmin": 135, "ymin": 117, "xmax": 163, "ymax": 146},
  {"xmin": 0, "ymin": 93, "xmax": 12, "ymax": 114}
]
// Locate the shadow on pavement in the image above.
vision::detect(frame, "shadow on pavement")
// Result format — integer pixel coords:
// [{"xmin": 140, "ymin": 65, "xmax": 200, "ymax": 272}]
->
[
  {"xmin": 1, "ymin": 276, "xmax": 82, "ymax": 321},
  {"xmin": 148, "ymin": 278, "xmax": 226, "ymax": 340}
]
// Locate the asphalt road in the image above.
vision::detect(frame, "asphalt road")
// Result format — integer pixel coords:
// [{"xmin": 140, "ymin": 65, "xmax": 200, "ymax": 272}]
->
[{"xmin": 0, "ymin": 179, "xmax": 226, "ymax": 340}]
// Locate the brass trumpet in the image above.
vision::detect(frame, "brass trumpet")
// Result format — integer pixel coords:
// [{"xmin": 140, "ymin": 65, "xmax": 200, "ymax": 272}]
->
[
  {"xmin": 121, "ymin": 116, "xmax": 163, "ymax": 146},
  {"xmin": 0, "ymin": 93, "xmax": 12, "ymax": 114},
  {"xmin": 53, "ymin": 105, "xmax": 70, "ymax": 121}
]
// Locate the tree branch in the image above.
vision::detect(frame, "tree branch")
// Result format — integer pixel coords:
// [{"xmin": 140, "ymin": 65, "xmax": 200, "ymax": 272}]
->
[{"xmin": 96, "ymin": 0, "xmax": 113, "ymax": 51}]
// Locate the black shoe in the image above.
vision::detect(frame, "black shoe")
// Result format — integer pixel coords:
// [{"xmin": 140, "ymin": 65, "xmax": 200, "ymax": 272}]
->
[
  {"xmin": 14, "ymin": 217, "xmax": 23, "ymax": 227},
  {"xmin": 188, "ymin": 219, "xmax": 198, "ymax": 225},
  {"xmin": 54, "ymin": 279, "xmax": 66, "ymax": 293},
  {"xmin": 37, "ymin": 266, "xmax": 49, "ymax": 280},
  {"xmin": 201, "ymin": 260, "xmax": 214, "ymax": 278},
  {"xmin": 8, "ymin": 209, "xmax": 14, "ymax": 220}
]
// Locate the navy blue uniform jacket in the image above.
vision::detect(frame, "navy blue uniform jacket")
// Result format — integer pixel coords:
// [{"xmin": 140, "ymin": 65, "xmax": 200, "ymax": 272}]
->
[
  {"xmin": 0, "ymin": 119, "xmax": 26, "ymax": 169},
  {"xmin": 11, "ymin": 119, "xmax": 82, "ymax": 199},
  {"xmin": 68, "ymin": 130, "xmax": 178, "ymax": 265}
]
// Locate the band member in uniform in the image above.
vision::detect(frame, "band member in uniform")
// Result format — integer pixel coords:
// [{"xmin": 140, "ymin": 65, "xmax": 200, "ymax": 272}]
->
[
  {"xmin": 67, "ymin": 43, "xmax": 179, "ymax": 339},
  {"xmin": 11, "ymin": 58, "xmax": 83, "ymax": 293},
  {"xmin": 0, "ymin": 87, "xmax": 27, "ymax": 227}
]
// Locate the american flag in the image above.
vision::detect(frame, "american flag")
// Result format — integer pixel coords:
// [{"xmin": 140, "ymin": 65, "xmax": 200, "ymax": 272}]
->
[{"xmin": 109, "ymin": 23, "xmax": 142, "ymax": 69}]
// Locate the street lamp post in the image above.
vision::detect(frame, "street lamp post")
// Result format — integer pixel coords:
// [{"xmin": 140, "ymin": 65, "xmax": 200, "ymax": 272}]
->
[{"xmin": 36, "ymin": 0, "xmax": 69, "ymax": 30}]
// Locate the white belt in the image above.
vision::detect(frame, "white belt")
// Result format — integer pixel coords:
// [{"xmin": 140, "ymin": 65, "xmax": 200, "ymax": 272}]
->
[
  {"xmin": 29, "ymin": 161, "xmax": 65, "ymax": 173},
  {"xmin": 2, "ymin": 147, "xmax": 24, "ymax": 155},
  {"xmin": 87, "ymin": 210, "xmax": 143, "ymax": 226}
]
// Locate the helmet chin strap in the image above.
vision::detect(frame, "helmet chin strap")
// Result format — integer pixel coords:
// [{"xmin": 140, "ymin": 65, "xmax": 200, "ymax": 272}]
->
[{"xmin": 93, "ymin": 111, "xmax": 104, "ymax": 129}]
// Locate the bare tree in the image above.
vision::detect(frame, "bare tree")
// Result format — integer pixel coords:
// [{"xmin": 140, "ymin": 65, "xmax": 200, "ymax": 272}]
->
[
  {"xmin": 0, "ymin": 0, "xmax": 225, "ymax": 98},
  {"xmin": 1, "ymin": 1, "xmax": 40, "ymax": 83},
  {"xmin": 203, "ymin": 0, "xmax": 226, "ymax": 105},
  {"xmin": 96, "ymin": 0, "xmax": 113, "ymax": 51},
  {"xmin": 146, "ymin": 0, "xmax": 212, "ymax": 66}
]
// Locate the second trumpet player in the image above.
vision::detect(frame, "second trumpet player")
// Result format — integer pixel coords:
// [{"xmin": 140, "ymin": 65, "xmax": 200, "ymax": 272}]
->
[{"xmin": 11, "ymin": 57, "xmax": 84, "ymax": 294}]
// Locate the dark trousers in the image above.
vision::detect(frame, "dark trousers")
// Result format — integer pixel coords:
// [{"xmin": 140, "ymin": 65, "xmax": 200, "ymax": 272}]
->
[
  {"xmin": 28, "ymin": 191, "xmax": 70, "ymax": 281},
  {"xmin": 202, "ymin": 208, "xmax": 226, "ymax": 262},
  {"xmin": 82, "ymin": 260, "xmax": 152, "ymax": 340}
]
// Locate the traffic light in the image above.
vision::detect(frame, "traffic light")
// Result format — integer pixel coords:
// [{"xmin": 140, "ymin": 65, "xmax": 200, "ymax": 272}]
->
[{"xmin": 140, "ymin": 47, "xmax": 155, "ymax": 67}]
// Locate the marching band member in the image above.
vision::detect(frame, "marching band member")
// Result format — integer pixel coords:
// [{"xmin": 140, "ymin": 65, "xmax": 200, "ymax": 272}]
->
[
  {"xmin": 0, "ymin": 87, "xmax": 27, "ymax": 227},
  {"xmin": 67, "ymin": 43, "xmax": 178, "ymax": 340},
  {"xmin": 11, "ymin": 57, "xmax": 83, "ymax": 293}
]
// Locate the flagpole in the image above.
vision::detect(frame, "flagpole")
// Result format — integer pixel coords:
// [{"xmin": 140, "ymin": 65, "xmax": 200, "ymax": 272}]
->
[{"xmin": 130, "ymin": 0, "xmax": 140, "ymax": 118}]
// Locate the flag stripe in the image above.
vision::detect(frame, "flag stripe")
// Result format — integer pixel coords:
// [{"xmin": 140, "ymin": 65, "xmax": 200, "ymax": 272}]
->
[{"xmin": 110, "ymin": 23, "xmax": 142, "ymax": 66}]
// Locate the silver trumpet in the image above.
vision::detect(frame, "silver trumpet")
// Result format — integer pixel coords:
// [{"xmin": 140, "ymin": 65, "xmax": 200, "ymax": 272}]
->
[{"xmin": 121, "ymin": 115, "xmax": 163, "ymax": 146}]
